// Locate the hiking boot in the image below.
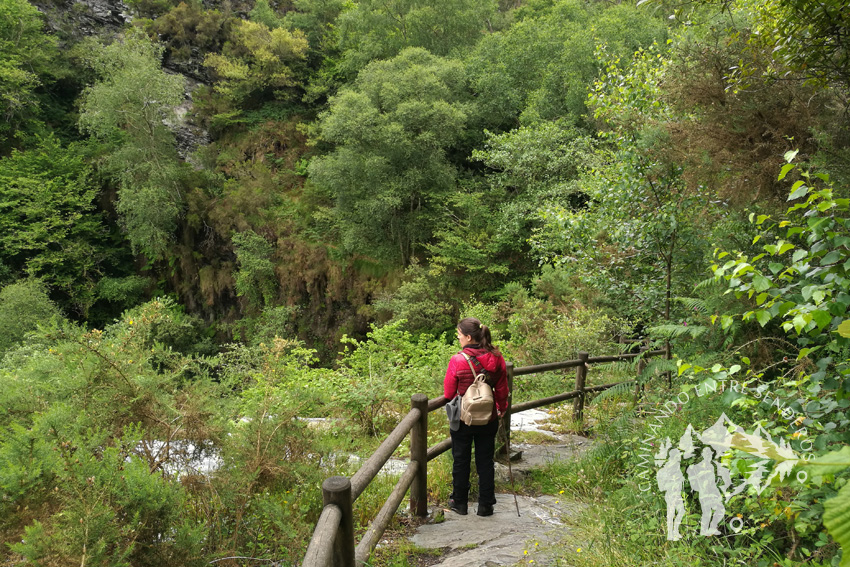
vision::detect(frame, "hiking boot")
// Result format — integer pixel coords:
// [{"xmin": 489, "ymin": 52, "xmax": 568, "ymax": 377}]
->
[
  {"xmin": 448, "ymin": 498, "xmax": 468, "ymax": 515},
  {"xmin": 477, "ymin": 504, "xmax": 494, "ymax": 517}
]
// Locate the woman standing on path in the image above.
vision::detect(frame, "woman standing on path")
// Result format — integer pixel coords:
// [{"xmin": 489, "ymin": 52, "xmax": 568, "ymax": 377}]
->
[{"xmin": 444, "ymin": 317, "xmax": 509, "ymax": 516}]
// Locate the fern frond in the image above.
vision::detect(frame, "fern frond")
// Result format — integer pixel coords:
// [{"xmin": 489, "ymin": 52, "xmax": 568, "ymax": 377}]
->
[
  {"xmin": 694, "ymin": 276, "xmax": 722, "ymax": 291},
  {"xmin": 590, "ymin": 381, "xmax": 633, "ymax": 404},
  {"xmin": 647, "ymin": 324, "xmax": 707, "ymax": 340},
  {"xmin": 673, "ymin": 296, "xmax": 710, "ymax": 315}
]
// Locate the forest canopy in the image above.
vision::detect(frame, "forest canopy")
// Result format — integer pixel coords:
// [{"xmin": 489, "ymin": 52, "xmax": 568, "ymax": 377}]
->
[{"xmin": 1, "ymin": 0, "xmax": 850, "ymax": 564}]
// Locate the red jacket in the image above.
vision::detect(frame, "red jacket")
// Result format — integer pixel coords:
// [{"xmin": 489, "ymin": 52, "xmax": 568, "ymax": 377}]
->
[{"xmin": 444, "ymin": 346, "xmax": 509, "ymax": 420}]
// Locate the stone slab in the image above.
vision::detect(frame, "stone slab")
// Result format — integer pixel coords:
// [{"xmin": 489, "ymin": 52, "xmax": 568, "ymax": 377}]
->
[{"xmin": 411, "ymin": 494, "xmax": 579, "ymax": 567}]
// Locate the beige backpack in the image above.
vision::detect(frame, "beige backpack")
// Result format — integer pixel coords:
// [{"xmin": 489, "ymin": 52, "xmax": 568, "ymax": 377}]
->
[{"xmin": 460, "ymin": 353, "xmax": 494, "ymax": 426}]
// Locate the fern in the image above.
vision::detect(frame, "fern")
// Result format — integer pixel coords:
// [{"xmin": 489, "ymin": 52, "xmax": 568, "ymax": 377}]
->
[
  {"xmin": 694, "ymin": 275, "xmax": 722, "ymax": 292},
  {"xmin": 647, "ymin": 323, "xmax": 707, "ymax": 339},
  {"xmin": 591, "ymin": 381, "xmax": 634, "ymax": 404},
  {"xmin": 673, "ymin": 296, "xmax": 710, "ymax": 315}
]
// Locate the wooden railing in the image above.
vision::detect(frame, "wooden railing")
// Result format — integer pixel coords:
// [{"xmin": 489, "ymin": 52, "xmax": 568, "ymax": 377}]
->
[{"xmin": 302, "ymin": 347, "xmax": 668, "ymax": 567}]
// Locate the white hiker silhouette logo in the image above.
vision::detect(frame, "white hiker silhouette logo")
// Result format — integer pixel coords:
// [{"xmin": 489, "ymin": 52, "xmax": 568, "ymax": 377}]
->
[{"xmin": 654, "ymin": 413, "xmax": 800, "ymax": 540}]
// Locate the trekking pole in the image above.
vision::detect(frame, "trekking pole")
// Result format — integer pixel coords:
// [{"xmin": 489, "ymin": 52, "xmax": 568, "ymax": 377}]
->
[{"xmin": 501, "ymin": 417, "xmax": 521, "ymax": 517}]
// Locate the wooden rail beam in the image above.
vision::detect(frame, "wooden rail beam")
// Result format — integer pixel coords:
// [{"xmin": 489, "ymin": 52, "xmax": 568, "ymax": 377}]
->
[
  {"xmin": 350, "ymin": 408, "xmax": 420, "ymax": 500},
  {"xmin": 303, "ymin": 505, "xmax": 342, "ymax": 567},
  {"xmin": 426, "ymin": 438, "xmax": 452, "ymax": 461},
  {"xmin": 513, "ymin": 359, "xmax": 584, "ymax": 376},
  {"xmin": 355, "ymin": 462, "xmax": 418, "ymax": 564},
  {"xmin": 428, "ymin": 395, "xmax": 447, "ymax": 412}
]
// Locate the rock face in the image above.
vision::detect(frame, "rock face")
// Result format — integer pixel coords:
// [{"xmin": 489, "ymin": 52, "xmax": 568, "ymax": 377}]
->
[
  {"xmin": 169, "ymin": 75, "xmax": 211, "ymax": 163},
  {"xmin": 32, "ymin": 0, "xmax": 213, "ymax": 161},
  {"xmin": 34, "ymin": 0, "xmax": 130, "ymax": 40}
]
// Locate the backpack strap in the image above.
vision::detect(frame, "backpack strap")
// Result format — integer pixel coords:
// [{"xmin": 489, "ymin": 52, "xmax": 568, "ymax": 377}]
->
[
  {"xmin": 462, "ymin": 352, "xmax": 492, "ymax": 385},
  {"xmin": 461, "ymin": 353, "xmax": 479, "ymax": 380}
]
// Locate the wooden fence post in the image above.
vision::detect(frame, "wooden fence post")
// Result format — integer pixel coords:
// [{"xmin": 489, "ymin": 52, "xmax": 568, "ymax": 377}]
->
[
  {"xmin": 635, "ymin": 346, "xmax": 648, "ymax": 403},
  {"xmin": 323, "ymin": 476, "xmax": 355, "ymax": 567},
  {"xmin": 499, "ymin": 362, "xmax": 515, "ymax": 456},
  {"xmin": 410, "ymin": 393, "xmax": 428, "ymax": 517},
  {"xmin": 573, "ymin": 352, "xmax": 588, "ymax": 426}
]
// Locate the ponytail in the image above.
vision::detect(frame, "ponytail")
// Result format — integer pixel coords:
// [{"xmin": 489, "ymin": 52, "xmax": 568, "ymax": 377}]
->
[{"xmin": 457, "ymin": 317, "xmax": 500, "ymax": 355}]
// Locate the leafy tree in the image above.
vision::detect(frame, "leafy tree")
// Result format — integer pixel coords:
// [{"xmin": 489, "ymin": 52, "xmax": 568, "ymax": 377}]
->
[
  {"xmin": 0, "ymin": 135, "xmax": 109, "ymax": 313},
  {"xmin": 250, "ymin": 0, "xmax": 285, "ymax": 30},
  {"xmin": 531, "ymin": 44, "xmax": 715, "ymax": 325},
  {"xmin": 684, "ymin": 0, "xmax": 850, "ymax": 91},
  {"xmin": 0, "ymin": 0, "xmax": 58, "ymax": 149},
  {"xmin": 0, "ymin": 279, "xmax": 62, "ymax": 353},
  {"xmin": 232, "ymin": 229, "xmax": 278, "ymax": 308},
  {"xmin": 141, "ymin": 1, "xmax": 231, "ymax": 66},
  {"xmin": 336, "ymin": 0, "xmax": 496, "ymax": 75},
  {"xmin": 308, "ymin": 47, "xmax": 472, "ymax": 265},
  {"xmin": 204, "ymin": 19, "xmax": 308, "ymax": 106},
  {"xmin": 427, "ymin": 121, "xmax": 595, "ymax": 289},
  {"xmin": 465, "ymin": 0, "xmax": 667, "ymax": 131},
  {"xmin": 280, "ymin": 0, "xmax": 347, "ymax": 104},
  {"xmin": 371, "ymin": 262, "xmax": 456, "ymax": 333},
  {"xmin": 78, "ymin": 32, "xmax": 186, "ymax": 260}
]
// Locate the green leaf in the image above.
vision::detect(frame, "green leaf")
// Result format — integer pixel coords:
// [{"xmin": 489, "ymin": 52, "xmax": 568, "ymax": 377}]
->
[
  {"xmin": 752, "ymin": 274, "xmax": 771, "ymax": 292},
  {"xmin": 823, "ymin": 481, "xmax": 850, "ymax": 565},
  {"xmin": 792, "ymin": 249, "xmax": 808, "ymax": 262},
  {"xmin": 778, "ymin": 301, "xmax": 796, "ymax": 316},
  {"xmin": 798, "ymin": 346, "xmax": 821, "ymax": 360},
  {"xmin": 838, "ymin": 320, "xmax": 850, "ymax": 338},
  {"xmin": 778, "ymin": 162, "xmax": 795, "ymax": 180},
  {"xmin": 821, "ymin": 250, "xmax": 843, "ymax": 266},
  {"xmin": 812, "ymin": 310, "xmax": 832, "ymax": 330},
  {"xmin": 756, "ymin": 310, "xmax": 771, "ymax": 327},
  {"xmin": 789, "ymin": 181, "xmax": 809, "ymax": 201},
  {"xmin": 803, "ymin": 446, "xmax": 850, "ymax": 478},
  {"xmin": 784, "ymin": 149, "xmax": 799, "ymax": 163}
]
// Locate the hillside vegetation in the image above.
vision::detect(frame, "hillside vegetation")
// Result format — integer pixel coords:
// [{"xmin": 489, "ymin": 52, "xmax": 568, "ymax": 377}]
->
[{"xmin": 1, "ymin": 0, "xmax": 850, "ymax": 564}]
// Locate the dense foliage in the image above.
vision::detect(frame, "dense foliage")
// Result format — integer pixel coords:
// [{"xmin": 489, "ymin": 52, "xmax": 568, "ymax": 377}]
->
[{"xmin": 2, "ymin": 0, "xmax": 850, "ymax": 564}]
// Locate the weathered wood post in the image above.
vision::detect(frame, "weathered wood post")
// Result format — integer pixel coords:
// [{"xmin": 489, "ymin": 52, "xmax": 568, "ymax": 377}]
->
[
  {"xmin": 322, "ymin": 476, "xmax": 355, "ymax": 567},
  {"xmin": 635, "ymin": 346, "xmax": 648, "ymax": 403},
  {"xmin": 499, "ymin": 362, "xmax": 515, "ymax": 456},
  {"xmin": 573, "ymin": 352, "xmax": 589, "ymax": 426},
  {"xmin": 410, "ymin": 393, "xmax": 428, "ymax": 517}
]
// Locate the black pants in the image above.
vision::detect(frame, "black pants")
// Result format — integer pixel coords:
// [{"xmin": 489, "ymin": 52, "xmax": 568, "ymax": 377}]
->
[{"xmin": 450, "ymin": 419, "xmax": 498, "ymax": 506}]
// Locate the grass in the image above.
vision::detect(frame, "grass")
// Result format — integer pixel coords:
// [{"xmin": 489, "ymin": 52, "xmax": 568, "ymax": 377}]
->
[
  {"xmin": 364, "ymin": 535, "xmax": 446, "ymax": 567},
  {"xmin": 511, "ymin": 429, "xmax": 562, "ymax": 444}
]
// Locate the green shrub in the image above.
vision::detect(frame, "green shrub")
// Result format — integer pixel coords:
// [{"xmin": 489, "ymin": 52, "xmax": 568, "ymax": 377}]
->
[
  {"xmin": 0, "ymin": 279, "xmax": 62, "ymax": 354},
  {"xmin": 327, "ymin": 320, "xmax": 455, "ymax": 435}
]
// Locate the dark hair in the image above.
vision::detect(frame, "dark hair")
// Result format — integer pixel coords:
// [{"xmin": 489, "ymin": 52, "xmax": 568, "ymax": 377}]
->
[{"xmin": 457, "ymin": 317, "xmax": 499, "ymax": 354}]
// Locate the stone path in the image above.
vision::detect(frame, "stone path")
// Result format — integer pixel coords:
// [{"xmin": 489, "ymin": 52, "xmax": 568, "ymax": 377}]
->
[
  {"xmin": 408, "ymin": 409, "xmax": 588, "ymax": 566},
  {"xmin": 410, "ymin": 494, "xmax": 580, "ymax": 567}
]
